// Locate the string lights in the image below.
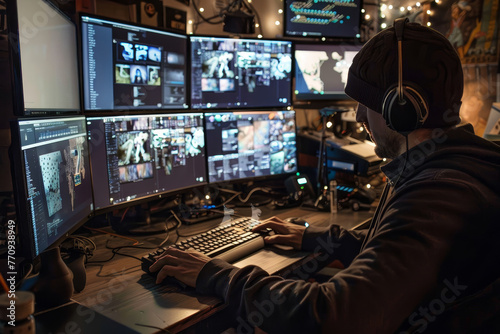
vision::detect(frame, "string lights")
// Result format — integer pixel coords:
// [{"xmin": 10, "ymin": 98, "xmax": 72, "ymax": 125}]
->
[{"xmin": 374, "ymin": 0, "xmax": 441, "ymax": 29}]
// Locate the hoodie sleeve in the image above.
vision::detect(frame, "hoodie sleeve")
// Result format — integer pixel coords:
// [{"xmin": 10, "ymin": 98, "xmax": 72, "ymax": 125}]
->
[
  {"xmin": 195, "ymin": 175, "xmax": 487, "ymax": 334},
  {"xmin": 301, "ymin": 224, "xmax": 367, "ymax": 267}
]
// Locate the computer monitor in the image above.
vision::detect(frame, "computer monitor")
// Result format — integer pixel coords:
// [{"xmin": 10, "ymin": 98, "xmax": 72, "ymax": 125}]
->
[
  {"xmin": 80, "ymin": 14, "xmax": 188, "ymax": 112},
  {"xmin": 10, "ymin": 117, "xmax": 93, "ymax": 261},
  {"xmin": 294, "ymin": 43, "xmax": 363, "ymax": 103},
  {"xmin": 284, "ymin": 0, "xmax": 362, "ymax": 39},
  {"xmin": 205, "ymin": 110, "xmax": 297, "ymax": 183},
  {"xmin": 190, "ymin": 36, "xmax": 293, "ymax": 109},
  {"xmin": 86, "ymin": 113, "xmax": 206, "ymax": 211},
  {"xmin": 7, "ymin": 0, "xmax": 81, "ymax": 116}
]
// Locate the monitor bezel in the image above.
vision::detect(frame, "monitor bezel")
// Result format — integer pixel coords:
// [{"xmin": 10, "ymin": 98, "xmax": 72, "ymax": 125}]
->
[
  {"xmin": 204, "ymin": 109, "xmax": 298, "ymax": 185},
  {"xmin": 188, "ymin": 34, "xmax": 294, "ymax": 111},
  {"xmin": 7, "ymin": 0, "xmax": 82, "ymax": 117},
  {"xmin": 283, "ymin": 0, "xmax": 363, "ymax": 40},
  {"xmin": 78, "ymin": 13, "xmax": 190, "ymax": 114},
  {"xmin": 9, "ymin": 116, "xmax": 93, "ymax": 261},
  {"xmin": 86, "ymin": 112, "xmax": 208, "ymax": 215}
]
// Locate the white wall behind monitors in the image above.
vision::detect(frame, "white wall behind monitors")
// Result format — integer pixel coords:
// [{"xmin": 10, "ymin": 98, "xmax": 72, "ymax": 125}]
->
[{"xmin": 7, "ymin": 0, "xmax": 81, "ymax": 116}]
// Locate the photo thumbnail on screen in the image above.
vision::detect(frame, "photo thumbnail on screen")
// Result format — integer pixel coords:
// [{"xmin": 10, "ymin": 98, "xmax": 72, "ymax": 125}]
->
[
  {"xmin": 87, "ymin": 113, "xmax": 206, "ymax": 211},
  {"xmin": 190, "ymin": 36, "xmax": 293, "ymax": 109}
]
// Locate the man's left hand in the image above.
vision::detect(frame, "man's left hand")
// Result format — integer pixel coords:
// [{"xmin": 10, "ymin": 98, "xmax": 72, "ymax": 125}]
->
[{"xmin": 149, "ymin": 248, "xmax": 211, "ymax": 287}]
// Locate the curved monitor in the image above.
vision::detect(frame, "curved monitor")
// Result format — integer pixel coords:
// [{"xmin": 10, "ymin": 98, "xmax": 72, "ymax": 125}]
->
[
  {"xmin": 10, "ymin": 117, "xmax": 93, "ymax": 260},
  {"xmin": 294, "ymin": 43, "xmax": 362, "ymax": 103},
  {"xmin": 190, "ymin": 36, "xmax": 293, "ymax": 110},
  {"xmin": 80, "ymin": 15, "xmax": 188, "ymax": 112},
  {"xmin": 87, "ymin": 113, "xmax": 207, "ymax": 211},
  {"xmin": 205, "ymin": 110, "xmax": 297, "ymax": 183},
  {"xmin": 284, "ymin": 0, "xmax": 362, "ymax": 39},
  {"xmin": 7, "ymin": 0, "xmax": 81, "ymax": 116}
]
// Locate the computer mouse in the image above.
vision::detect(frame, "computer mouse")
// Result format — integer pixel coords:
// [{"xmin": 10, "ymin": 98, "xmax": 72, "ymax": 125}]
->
[{"xmin": 285, "ymin": 217, "xmax": 309, "ymax": 226}]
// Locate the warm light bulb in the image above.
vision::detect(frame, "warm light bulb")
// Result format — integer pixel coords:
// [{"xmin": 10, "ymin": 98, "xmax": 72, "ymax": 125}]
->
[
  {"xmin": 361, "ymin": 8, "xmax": 366, "ymax": 13},
  {"xmin": 381, "ymin": 4, "xmax": 387, "ymax": 10},
  {"xmin": 416, "ymin": 2, "xmax": 421, "ymax": 6},
  {"xmin": 381, "ymin": 13, "xmax": 386, "ymax": 18},
  {"xmin": 435, "ymin": 0, "xmax": 440, "ymax": 3},
  {"xmin": 388, "ymin": 5, "xmax": 393, "ymax": 9},
  {"xmin": 275, "ymin": 20, "xmax": 280, "ymax": 25},
  {"xmin": 205, "ymin": 194, "xmax": 210, "ymax": 200},
  {"xmin": 278, "ymin": 9, "xmax": 283, "ymax": 13},
  {"xmin": 321, "ymin": 37, "xmax": 326, "ymax": 41},
  {"xmin": 426, "ymin": 9, "xmax": 431, "ymax": 14},
  {"xmin": 400, "ymin": 6, "xmax": 405, "ymax": 11},
  {"xmin": 381, "ymin": 23, "xmax": 387, "ymax": 28},
  {"xmin": 188, "ymin": 20, "xmax": 193, "ymax": 24},
  {"xmin": 366, "ymin": 184, "xmax": 372, "ymax": 189},
  {"xmin": 427, "ymin": 22, "xmax": 432, "ymax": 26},
  {"xmin": 255, "ymin": 23, "xmax": 259, "ymax": 27},
  {"xmin": 199, "ymin": 7, "xmax": 204, "ymax": 12},
  {"xmin": 365, "ymin": 14, "xmax": 370, "ymax": 20},
  {"xmin": 326, "ymin": 121, "xmax": 333, "ymax": 128},
  {"xmin": 257, "ymin": 34, "xmax": 263, "ymax": 38},
  {"xmin": 407, "ymin": 6, "xmax": 412, "ymax": 10}
]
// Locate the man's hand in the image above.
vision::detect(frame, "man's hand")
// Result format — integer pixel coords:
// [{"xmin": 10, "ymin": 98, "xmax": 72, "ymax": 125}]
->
[
  {"xmin": 252, "ymin": 216, "xmax": 306, "ymax": 250},
  {"xmin": 149, "ymin": 248, "xmax": 211, "ymax": 287}
]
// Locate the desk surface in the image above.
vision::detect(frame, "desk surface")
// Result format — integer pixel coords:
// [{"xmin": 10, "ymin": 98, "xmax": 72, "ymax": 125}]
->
[{"xmin": 70, "ymin": 207, "xmax": 372, "ymax": 333}]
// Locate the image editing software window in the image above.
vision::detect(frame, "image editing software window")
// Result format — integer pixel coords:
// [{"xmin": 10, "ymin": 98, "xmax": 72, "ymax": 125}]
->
[
  {"xmin": 81, "ymin": 15, "xmax": 188, "ymax": 111},
  {"xmin": 87, "ymin": 113, "xmax": 206, "ymax": 210},
  {"xmin": 190, "ymin": 37, "xmax": 293, "ymax": 109},
  {"xmin": 9, "ymin": 0, "xmax": 81, "ymax": 115},
  {"xmin": 205, "ymin": 110, "xmax": 297, "ymax": 182},
  {"xmin": 294, "ymin": 43, "xmax": 362, "ymax": 101},
  {"xmin": 284, "ymin": 0, "xmax": 361, "ymax": 38},
  {"xmin": 12, "ymin": 117, "xmax": 93, "ymax": 258}
]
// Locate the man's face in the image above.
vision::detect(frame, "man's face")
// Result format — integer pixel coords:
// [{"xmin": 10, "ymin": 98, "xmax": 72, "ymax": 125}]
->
[{"xmin": 355, "ymin": 104, "xmax": 404, "ymax": 159}]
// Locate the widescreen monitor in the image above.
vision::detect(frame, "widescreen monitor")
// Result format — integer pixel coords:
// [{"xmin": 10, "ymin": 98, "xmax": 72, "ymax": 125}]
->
[
  {"xmin": 294, "ymin": 43, "xmax": 363, "ymax": 102},
  {"xmin": 7, "ymin": 0, "xmax": 81, "ymax": 116},
  {"xmin": 205, "ymin": 110, "xmax": 297, "ymax": 183},
  {"xmin": 80, "ymin": 15, "xmax": 188, "ymax": 112},
  {"xmin": 190, "ymin": 36, "xmax": 293, "ymax": 109},
  {"xmin": 87, "ymin": 113, "xmax": 206, "ymax": 211},
  {"xmin": 10, "ymin": 117, "xmax": 93, "ymax": 260},
  {"xmin": 284, "ymin": 0, "xmax": 362, "ymax": 39}
]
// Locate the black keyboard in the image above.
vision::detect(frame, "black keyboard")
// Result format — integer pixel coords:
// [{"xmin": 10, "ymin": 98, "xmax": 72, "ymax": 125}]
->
[{"xmin": 141, "ymin": 217, "xmax": 267, "ymax": 277}]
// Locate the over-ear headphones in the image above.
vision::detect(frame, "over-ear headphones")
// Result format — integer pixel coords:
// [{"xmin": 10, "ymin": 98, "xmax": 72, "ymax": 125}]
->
[{"xmin": 381, "ymin": 18, "xmax": 429, "ymax": 135}]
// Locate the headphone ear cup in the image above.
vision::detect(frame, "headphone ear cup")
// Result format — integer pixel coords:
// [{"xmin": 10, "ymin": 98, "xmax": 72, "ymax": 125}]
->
[{"xmin": 382, "ymin": 85, "xmax": 428, "ymax": 134}]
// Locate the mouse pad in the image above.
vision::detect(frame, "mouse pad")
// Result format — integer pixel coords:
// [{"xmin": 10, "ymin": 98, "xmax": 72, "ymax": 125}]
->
[{"xmin": 35, "ymin": 302, "xmax": 139, "ymax": 334}]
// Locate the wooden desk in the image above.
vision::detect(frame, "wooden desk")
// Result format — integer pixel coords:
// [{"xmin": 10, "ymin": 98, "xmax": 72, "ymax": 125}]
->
[{"xmin": 70, "ymin": 207, "xmax": 372, "ymax": 333}]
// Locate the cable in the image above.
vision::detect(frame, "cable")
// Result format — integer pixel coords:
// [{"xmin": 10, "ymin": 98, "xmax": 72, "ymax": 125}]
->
[
  {"xmin": 84, "ymin": 226, "xmax": 140, "ymax": 246},
  {"xmin": 237, "ymin": 187, "xmax": 272, "ymax": 203}
]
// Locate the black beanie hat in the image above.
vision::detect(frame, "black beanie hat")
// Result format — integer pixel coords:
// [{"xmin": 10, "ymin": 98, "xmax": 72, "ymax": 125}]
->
[{"xmin": 345, "ymin": 22, "xmax": 463, "ymax": 128}]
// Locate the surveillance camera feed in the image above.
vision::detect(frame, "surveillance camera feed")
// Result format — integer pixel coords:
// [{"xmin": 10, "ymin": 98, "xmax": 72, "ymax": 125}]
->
[
  {"xmin": 12, "ymin": 117, "xmax": 93, "ymax": 258},
  {"xmin": 190, "ymin": 36, "xmax": 293, "ymax": 109},
  {"xmin": 87, "ymin": 113, "xmax": 206, "ymax": 210},
  {"xmin": 81, "ymin": 15, "xmax": 188, "ymax": 111},
  {"xmin": 205, "ymin": 110, "xmax": 297, "ymax": 182}
]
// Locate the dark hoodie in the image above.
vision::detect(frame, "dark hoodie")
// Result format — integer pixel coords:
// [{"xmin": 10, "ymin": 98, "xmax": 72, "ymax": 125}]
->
[{"xmin": 196, "ymin": 124, "xmax": 500, "ymax": 333}]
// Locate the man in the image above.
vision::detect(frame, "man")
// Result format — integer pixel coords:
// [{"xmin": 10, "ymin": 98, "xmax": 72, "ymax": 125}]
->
[{"xmin": 150, "ymin": 21, "xmax": 500, "ymax": 333}]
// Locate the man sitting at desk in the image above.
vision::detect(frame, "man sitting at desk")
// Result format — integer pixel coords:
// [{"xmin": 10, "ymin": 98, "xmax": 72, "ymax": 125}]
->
[{"xmin": 150, "ymin": 20, "xmax": 500, "ymax": 333}]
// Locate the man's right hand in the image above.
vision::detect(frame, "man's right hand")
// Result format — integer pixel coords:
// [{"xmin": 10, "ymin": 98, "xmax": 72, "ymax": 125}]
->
[{"xmin": 252, "ymin": 216, "xmax": 306, "ymax": 250}]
